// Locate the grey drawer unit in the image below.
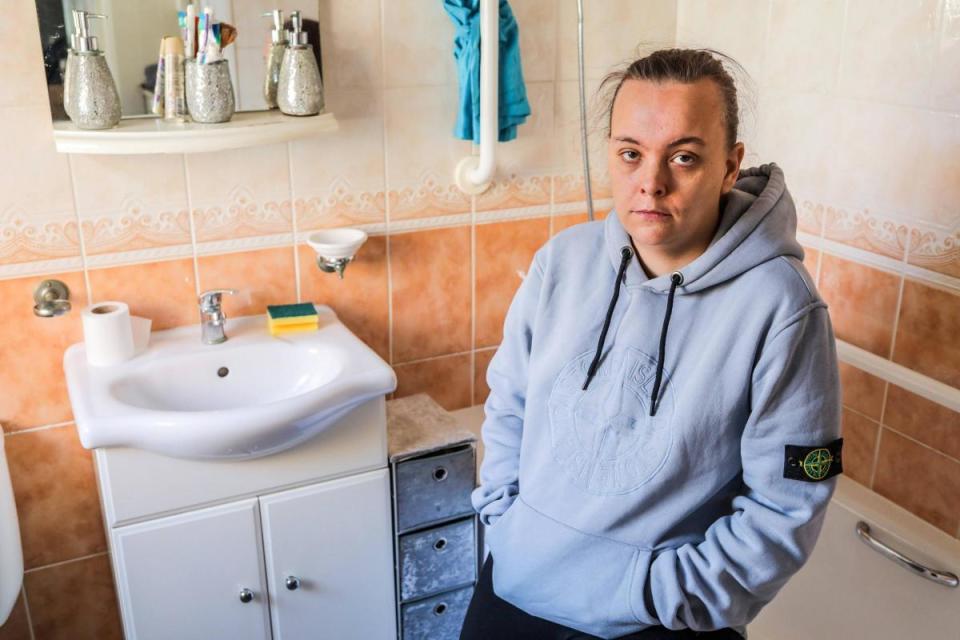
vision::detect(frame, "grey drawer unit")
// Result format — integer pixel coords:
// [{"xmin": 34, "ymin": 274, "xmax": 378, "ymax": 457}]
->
[
  {"xmin": 387, "ymin": 394, "xmax": 481, "ymax": 640},
  {"xmin": 399, "ymin": 517, "xmax": 477, "ymax": 601},
  {"xmin": 400, "ymin": 585, "xmax": 474, "ymax": 640},
  {"xmin": 394, "ymin": 445, "xmax": 475, "ymax": 533}
]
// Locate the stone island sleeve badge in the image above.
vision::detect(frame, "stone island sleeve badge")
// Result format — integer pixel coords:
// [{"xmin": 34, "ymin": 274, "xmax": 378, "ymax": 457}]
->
[{"xmin": 783, "ymin": 438, "xmax": 843, "ymax": 482}]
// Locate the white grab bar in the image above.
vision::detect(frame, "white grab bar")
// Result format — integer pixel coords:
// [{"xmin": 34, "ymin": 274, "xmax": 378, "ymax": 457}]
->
[{"xmin": 454, "ymin": 0, "xmax": 499, "ymax": 195}]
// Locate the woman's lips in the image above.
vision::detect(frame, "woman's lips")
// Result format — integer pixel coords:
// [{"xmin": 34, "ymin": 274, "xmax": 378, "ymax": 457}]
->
[{"xmin": 632, "ymin": 209, "xmax": 670, "ymax": 220}]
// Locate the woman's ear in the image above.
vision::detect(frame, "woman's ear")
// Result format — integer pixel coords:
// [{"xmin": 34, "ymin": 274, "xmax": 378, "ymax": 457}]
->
[{"xmin": 721, "ymin": 142, "xmax": 745, "ymax": 194}]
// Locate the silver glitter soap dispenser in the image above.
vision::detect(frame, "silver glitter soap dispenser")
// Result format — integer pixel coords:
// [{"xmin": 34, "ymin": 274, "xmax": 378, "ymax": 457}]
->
[
  {"xmin": 277, "ymin": 11, "xmax": 324, "ymax": 116},
  {"xmin": 64, "ymin": 10, "xmax": 121, "ymax": 130}
]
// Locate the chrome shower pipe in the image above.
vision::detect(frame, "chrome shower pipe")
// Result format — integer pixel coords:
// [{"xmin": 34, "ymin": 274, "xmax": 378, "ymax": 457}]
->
[{"xmin": 577, "ymin": 0, "xmax": 595, "ymax": 222}]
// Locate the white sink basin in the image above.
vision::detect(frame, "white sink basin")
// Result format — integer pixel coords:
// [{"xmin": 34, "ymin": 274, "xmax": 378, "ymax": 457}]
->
[{"xmin": 63, "ymin": 305, "xmax": 396, "ymax": 460}]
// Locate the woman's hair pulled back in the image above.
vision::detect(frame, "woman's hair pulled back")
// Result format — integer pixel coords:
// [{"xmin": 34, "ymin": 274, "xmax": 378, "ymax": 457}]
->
[{"xmin": 599, "ymin": 48, "xmax": 746, "ymax": 150}]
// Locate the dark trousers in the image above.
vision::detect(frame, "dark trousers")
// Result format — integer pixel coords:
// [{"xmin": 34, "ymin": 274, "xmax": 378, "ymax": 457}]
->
[{"xmin": 460, "ymin": 555, "xmax": 744, "ymax": 640}]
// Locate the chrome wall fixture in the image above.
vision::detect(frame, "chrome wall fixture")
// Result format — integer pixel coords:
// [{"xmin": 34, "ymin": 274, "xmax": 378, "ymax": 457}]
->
[{"xmin": 33, "ymin": 279, "xmax": 71, "ymax": 317}]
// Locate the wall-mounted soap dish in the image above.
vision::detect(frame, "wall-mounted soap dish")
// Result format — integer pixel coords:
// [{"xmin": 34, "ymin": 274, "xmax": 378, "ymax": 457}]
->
[{"xmin": 306, "ymin": 229, "xmax": 368, "ymax": 279}]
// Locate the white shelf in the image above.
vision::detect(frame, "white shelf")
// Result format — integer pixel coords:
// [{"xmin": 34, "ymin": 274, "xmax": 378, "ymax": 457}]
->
[{"xmin": 52, "ymin": 110, "xmax": 338, "ymax": 155}]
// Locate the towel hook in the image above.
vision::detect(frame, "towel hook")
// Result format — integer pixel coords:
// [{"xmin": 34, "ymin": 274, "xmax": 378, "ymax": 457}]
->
[{"xmin": 454, "ymin": 0, "xmax": 499, "ymax": 195}]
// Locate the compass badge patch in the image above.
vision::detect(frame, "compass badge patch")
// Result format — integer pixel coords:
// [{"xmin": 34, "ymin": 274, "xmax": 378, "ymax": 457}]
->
[{"xmin": 783, "ymin": 438, "xmax": 843, "ymax": 482}]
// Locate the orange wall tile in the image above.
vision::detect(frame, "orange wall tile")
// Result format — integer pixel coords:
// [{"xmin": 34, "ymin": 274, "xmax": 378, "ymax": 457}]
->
[
  {"xmin": 23, "ymin": 554, "xmax": 123, "ymax": 640},
  {"xmin": 475, "ymin": 217, "xmax": 549, "ymax": 348},
  {"xmin": 818, "ymin": 253, "xmax": 900, "ymax": 357},
  {"xmin": 298, "ymin": 235, "xmax": 390, "ymax": 362},
  {"xmin": 892, "ymin": 279, "xmax": 960, "ymax": 389},
  {"xmin": 390, "ymin": 226, "xmax": 471, "ymax": 362},
  {"xmin": 5, "ymin": 426, "xmax": 106, "ymax": 569},
  {"xmin": 197, "ymin": 246, "xmax": 297, "ymax": 318},
  {"xmin": 0, "ymin": 272, "xmax": 86, "ymax": 431},
  {"xmin": 393, "ymin": 353, "xmax": 472, "ymax": 411},
  {"xmin": 87, "ymin": 258, "xmax": 197, "ymax": 330}
]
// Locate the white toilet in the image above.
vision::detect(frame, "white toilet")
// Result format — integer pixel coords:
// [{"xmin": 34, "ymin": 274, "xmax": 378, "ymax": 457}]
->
[{"xmin": 0, "ymin": 434, "xmax": 23, "ymax": 624}]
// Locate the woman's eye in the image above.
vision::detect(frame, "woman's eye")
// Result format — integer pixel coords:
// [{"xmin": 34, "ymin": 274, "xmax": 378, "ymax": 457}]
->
[
  {"xmin": 673, "ymin": 153, "xmax": 697, "ymax": 166},
  {"xmin": 619, "ymin": 149, "xmax": 640, "ymax": 162}
]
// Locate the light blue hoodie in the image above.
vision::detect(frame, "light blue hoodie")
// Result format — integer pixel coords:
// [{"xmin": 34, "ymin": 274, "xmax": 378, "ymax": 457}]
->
[{"xmin": 472, "ymin": 163, "xmax": 844, "ymax": 639}]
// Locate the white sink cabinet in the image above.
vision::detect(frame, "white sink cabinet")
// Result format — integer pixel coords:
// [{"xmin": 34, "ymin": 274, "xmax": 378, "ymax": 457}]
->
[{"xmin": 98, "ymin": 397, "xmax": 397, "ymax": 640}]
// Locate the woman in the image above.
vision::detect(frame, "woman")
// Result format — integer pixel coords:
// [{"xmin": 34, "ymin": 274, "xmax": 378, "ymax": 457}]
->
[{"xmin": 459, "ymin": 48, "xmax": 843, "ymax": 640}]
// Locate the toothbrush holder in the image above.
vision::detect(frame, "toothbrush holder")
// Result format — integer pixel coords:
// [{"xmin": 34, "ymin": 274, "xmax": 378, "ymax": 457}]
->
[{"xmin": 185, "ymin": 59, "xmax": 235, "ymax": 124}]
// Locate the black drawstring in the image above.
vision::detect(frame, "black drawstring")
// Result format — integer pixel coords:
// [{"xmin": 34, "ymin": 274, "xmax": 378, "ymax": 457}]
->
[
  {"xmin": 650, "ymin": 271, "xmax": 684, "ymax": 416},
  {"xmin": 582, "ymin": 246, "xmax": 632, "ymax": 391},
  {"xmin": 581, "ymin": 244, "xmax": 685, "ymax": 417}
]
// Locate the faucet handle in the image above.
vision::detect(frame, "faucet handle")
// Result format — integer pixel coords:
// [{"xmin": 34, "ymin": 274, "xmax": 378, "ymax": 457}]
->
[{"xmin": 199, "ymin": 288, "xmax": 238, "ymax": 310}]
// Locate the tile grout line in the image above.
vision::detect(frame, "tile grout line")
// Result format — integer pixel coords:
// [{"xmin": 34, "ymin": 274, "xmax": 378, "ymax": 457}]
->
[
  {"xmin": 394, "ymin": 348, "xmax": 495, "ymax": 368},
  {"xmin": 20, "ymin": 585, "xmax": 36, "ymax": 640},
  {"xmin": 182, "ymin": 154, "xmax": 201, "ymax": 298},
  {"xmin": 65, "ymin": 154, "xmax": 92, "ymax": 306},
  {"xmin": 23, "ymin": 550, "xmax": 109, "ymax": 575},
  {"xmin": 378, "ymin": 0, "xmax": 393, "ymax": 368},
  {"xmin": 4, "ymin": 421, "xmax": 72, "ymax": 436},
  {"xmin": 867, "ymin": 425, "xmax": 884, "ymax": 489},
  {"xmin": 864, "ymin": 416, "xmax": 960, "ymax": 464},
  {"xmin": 470, "ymin": 192, "xmax": 477, "ymax": 405},
  {"xmin": 287, "ymin": 142, "xmax": 302, "ymax": 303}
]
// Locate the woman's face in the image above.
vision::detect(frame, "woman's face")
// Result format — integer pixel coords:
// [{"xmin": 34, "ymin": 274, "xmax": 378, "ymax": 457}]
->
[{"xmin": 607, "ymin": 78, "xmax": 744, "ymax": 262}]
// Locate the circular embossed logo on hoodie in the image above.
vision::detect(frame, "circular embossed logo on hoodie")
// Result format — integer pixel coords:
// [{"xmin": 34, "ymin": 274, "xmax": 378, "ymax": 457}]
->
[{"xmin": 547, "ymin": 347, "xmax": 675, "ymax": 495}]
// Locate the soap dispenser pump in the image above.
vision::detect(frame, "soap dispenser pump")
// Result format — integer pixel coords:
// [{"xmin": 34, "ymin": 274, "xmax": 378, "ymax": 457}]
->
[
  {"xmin": 262, "ymin": 9, "xmax": 286, "ymax": 109},
  {"xmin": 65, "ymin": 10, "xmax": 121, "ymax": 130},
  {"xmin": 277, "ymin": 10, "xmax": 323, "ymax": 116}
]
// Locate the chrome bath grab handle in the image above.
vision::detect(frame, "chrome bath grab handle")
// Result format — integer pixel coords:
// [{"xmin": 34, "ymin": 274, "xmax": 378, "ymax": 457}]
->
[{"xmin": 856, "ymin": 521, "xmax": 958, "ymax": 588}]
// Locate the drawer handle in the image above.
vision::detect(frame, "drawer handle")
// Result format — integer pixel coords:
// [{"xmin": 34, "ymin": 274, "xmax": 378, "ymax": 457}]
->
[
  {"xmin": 433, "ymin": 602, "xmax": 448, "ymax": 616},
  {"xmin": 238, "ymin": 588, "xmax": 254, "ymax": 603},
  {"xmin": 286, "ymin": 576, "xmax": 301, "ymax": 591},
  {"xmin": 433, "ymin": 466, "xmax": 449, "ymax": 482},
  {"xmin": 433, "ymin": 537, "xmax": 448, "ymax": 551}
]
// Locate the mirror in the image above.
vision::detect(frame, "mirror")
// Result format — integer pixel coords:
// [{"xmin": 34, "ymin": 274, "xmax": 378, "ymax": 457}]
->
[{"xmin": 35, "ymin": 0, "xmax": 322, "ymax": 121}]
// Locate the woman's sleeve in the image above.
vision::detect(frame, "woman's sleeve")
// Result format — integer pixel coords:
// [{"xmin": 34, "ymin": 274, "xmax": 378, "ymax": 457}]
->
[
  {"xmin": 635, "ymin": 302, "xmax": 843, "ymax": 631},
  {"xmin": 470, "ymin": 251, "xmax": 545, "ymax": 527}
]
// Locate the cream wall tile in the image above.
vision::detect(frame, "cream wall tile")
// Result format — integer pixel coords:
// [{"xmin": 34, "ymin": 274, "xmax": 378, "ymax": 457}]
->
[
  {"xmin": 675, "ymin": 0, "xmax": 769, "ymax": 82},
  {"xmin": 383, "ymin": 0, "xmax": 458, "ymax": 88},
  {"xmin": 763, "ymin": 0, "xmax": 844, "ymax": 95},
  {"xmin": 755, "ymin": 90, "xmax": 843, "ymax": 203},
  {"xmin": 290, "ymin": 88, "xmax": 385, "ymax": 230},
  {"xmin": 932, "ymin": 1, "xmax": 960, "ymax": 112},
  {"xmin": 839, "ymin": 0, "xmax": 939, "ymax": 108},
  {"xmin": 318, "ymin": 0, "xmax": 383, "ymax": 90},
  {"xmin": 383, "ymin": 85, "xmax": 472, "ymax": 219},
  {"xmin": 554, "ymin": 78, "xmax": 607, "ymax": 182},
  {"xmin": 511, "ymin": 0, "xmax": 557, "ymax": 83},
  {"xmin": 832, "ymin": 98, "xmax": 960, "ymax": 227},
  {"xmin": 475, "ymin": 82, "xmax": 554, "ymax": 212},
  {"xmin": 70, "ymin": 153, "xmax": 191, "ymax": 256},
  {"xmin": 1, "ymin": 0, "xmax": 50, "ymax": 109},
  {"xmin": 557, "ymin": 0, "xmax": 678, "ymax": 82},
  {"xmin": 187, "ymin": 142, "xmax": 292, "ymax": 244},
  {"xmin": 0, "ymin": 107, "xmax": 73, "ymax": 220}
]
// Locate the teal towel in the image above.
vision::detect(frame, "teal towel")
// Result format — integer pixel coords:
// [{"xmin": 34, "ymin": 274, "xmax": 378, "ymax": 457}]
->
[{"xmin": 443, "ymin": 0, "xmax": 531, "ymax": 143}]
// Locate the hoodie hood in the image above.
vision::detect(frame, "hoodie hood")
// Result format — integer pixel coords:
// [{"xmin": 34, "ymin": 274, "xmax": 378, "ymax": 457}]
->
[
  {"xmin": 586, "ymin": 163, "xmax": 804, "ymax": 411},
  {"xmin": 604, "ymin": 162, "xmax": 803, "ymax": 294}
]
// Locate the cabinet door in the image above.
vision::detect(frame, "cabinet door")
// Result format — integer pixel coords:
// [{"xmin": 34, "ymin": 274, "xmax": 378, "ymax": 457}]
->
[
  {"xmin": 112, "ymin": 498, "xmax": 271, "ymax": 640},
  {"xmin": 260, "ymin": 468, "xmax": 397, "ymax": 640}
]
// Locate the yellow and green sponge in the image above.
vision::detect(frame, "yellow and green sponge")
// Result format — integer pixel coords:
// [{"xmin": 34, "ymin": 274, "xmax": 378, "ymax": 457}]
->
[{"xmin": 266, "ymin": 303, "xmax": 319, "ymax": 336}]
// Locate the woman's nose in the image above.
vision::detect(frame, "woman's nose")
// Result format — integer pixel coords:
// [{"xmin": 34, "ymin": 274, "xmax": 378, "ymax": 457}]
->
[{"xmin": 637, "ymin": 163, "xmax": 668, "ymax": 197}]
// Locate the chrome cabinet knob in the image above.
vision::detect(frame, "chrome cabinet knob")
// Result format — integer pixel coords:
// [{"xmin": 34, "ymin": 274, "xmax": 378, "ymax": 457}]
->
[
  {"xmin": 239, "ymin": 588, "xmax": 254, "ymax": 603},
  {"xmin": 285, "ymin": 576, "xmax": 301, "ymax": 591}
]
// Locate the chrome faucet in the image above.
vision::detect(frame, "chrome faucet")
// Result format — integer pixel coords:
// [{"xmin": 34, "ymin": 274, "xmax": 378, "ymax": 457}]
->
[{"xmin": 198, "ymin": 289, "xmax": 237, "ymax": 344}]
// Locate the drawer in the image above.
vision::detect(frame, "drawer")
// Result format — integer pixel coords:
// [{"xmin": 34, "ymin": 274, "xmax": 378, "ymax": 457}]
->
[
  {"xmin": 399, "ymin": 518, "xmax": 476, "ymax": 601},
  {"xmin": 395, "ymin": 446, "xmax": 475, "ymax": 532},
  {"xmin": 401, "ymin": 586, "xmax": 474, "ymax": 640}
]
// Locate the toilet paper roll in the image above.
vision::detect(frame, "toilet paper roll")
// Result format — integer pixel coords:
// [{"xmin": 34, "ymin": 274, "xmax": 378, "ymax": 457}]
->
[{"xmin": 81, "ymin": 302, "xmax": 152, "ymax": 366}]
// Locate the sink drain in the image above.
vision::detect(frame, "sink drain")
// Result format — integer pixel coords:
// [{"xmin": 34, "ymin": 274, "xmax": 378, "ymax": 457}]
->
[{"xmin": 217, "ymin": 367, "xmax": 229, "ymax": 378}]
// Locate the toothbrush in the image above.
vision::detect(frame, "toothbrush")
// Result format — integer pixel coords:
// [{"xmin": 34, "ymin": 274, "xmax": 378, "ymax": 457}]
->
[{"xmin": 185, "ymin": 3, "xmax": 196, "ymax": 59}]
